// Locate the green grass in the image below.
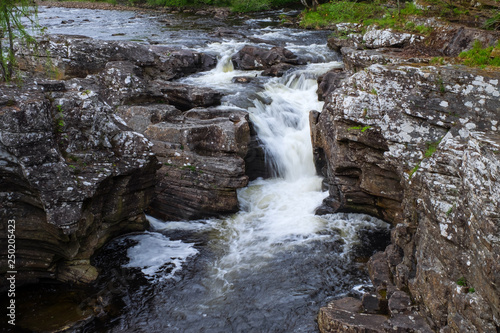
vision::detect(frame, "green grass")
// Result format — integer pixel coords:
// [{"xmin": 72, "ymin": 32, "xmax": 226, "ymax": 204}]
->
[
  {"xmin": 424, "ymin": 139, "xmax": 441, "ymax": 158},
  {"xmin": 457, "ymin": 277, "xmax": 467, "ymax": 286},
  {"xmin": 300, "ymin": 0, "xmax": 436, "ymax": 34},
  {"xmin": 300, "ymin": 1, "xmax": 386, "ymax": 28},
  {"xmin": 459, "ymin": 40, "xmax": 500, "ymax": 68}
]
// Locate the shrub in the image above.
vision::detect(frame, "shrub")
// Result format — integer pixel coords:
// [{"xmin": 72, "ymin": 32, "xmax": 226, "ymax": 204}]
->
[{"xmin": 459, "ymin": 40, "xmax": 500, "ymax": 68}]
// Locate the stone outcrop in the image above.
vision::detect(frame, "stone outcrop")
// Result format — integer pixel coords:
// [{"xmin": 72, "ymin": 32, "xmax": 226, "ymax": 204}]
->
[
  {"xmin": 0, "ymin": 80, "xmax": 159, "ymax": 286},
  {"xmin": 117, "ymin": 105, "xmax": 251, "ymax": 220},
  {"xmin": 313, "ymin": 62, "xmax": 500, "ymax": 331},
  {"xmin": 17, "ymin": 34, "xmax": 217, "ymax": 81},
  {"xmin": 21, "ymin": 34, "xmax": 253, "ymax": 222},
  {"xmin": 328, "ymin": 23, "xmax": 499, "ymax": 71}
]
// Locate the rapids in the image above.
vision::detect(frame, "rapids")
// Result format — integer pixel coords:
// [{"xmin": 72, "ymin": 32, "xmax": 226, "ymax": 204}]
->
[{"xmin": 16, "ymin": 7, "xmax": 392, "ymax": 332}]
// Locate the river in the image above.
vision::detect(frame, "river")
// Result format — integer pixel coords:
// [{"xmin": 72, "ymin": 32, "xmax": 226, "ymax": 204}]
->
[{"xmin": 16, "ymin": 6, "xmax": 390, "ymax": 332}]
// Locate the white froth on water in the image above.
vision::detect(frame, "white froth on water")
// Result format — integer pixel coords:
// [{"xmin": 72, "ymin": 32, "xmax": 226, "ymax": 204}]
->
[{"xmin": 124, "ymin": 232, "xmax": 198, "ymax": 282}]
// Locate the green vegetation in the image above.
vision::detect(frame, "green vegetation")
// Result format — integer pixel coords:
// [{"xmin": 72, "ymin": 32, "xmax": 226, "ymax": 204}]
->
[
  {"xmin": 348, "ymin": 125, "xmax": 371, "ymax": 132},
  {"xmin": 459, "ymin": 40, "xmax": 500, "ymax": 68},
  {"xmin": 456, "ymin": 277, "xmax": 476, "ymax": 293},
  {"xmin": 55, "ymin": 105, "xmax": 65, "ymax": 133},
  {"xmin": 300, "ymin": 0, "xmax": 497, "ymax": 35},
  {"xmin": 0, "ymin": 0, "xmax": 41, "ymax": 81},
  {"xmin": 446, "ymin": 203, "xmax": 455, "ymax": 216},
  {"xmin": 127, "ymin": 0, "xmax": 298, "ymax": 12},
  {"xmin": 300, "ymin": 1, "xmax": 434, "ymax": 31},
  {"xmin": 408, "ymin": 161, "xmax": 420, "ymax": 179},
  {"xmin": 457, "ymin": 277, "xmax": 467, "ymax": 286},
  {"xmin": 424, "ymin": 139, "xmax": 441, "ymax": 158}
]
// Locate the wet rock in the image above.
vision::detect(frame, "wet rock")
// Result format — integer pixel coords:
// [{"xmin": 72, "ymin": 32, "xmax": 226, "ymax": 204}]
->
[
  {"xmin": 232, "ymin": 76, "xmax": 254, "ymax": 84},
  {"xmin": 231, "ymin": 45, "xmax": 303, "ymax": 70},
  {"xmin": 313, "ymin": 63, "xmax": 500, "ymax": 331},
  {"xmin": 316, "ymin": 69, "xmax": 348, "ymax": 101},
  {"xmin": 261, "ymin": 63, "xmax": 294, "ymax": 77},
  {"xmin": 210, "ymin": 27, "xmax": 246, "ymax": 38}
]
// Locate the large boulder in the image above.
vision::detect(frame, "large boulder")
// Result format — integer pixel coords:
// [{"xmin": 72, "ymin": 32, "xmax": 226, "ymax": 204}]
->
[
  {"xmin": 313, "ymin": 64, "xmax": 500, "ymax": 331},
  {"xmin": 231, "ymin": 45, "xmax": 303, "ymax": 70},
  {"xmin": 117, "ymin": 106, "xmax": 251, "ymax": 220}
]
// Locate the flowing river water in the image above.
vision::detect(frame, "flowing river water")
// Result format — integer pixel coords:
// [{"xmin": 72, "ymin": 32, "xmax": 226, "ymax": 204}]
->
[{"xmin": 14, "ymin": 6, "xmax": 391, "ymax": 332}]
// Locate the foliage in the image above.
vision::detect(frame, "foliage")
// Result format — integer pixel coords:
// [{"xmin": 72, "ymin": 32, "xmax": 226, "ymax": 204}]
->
[
  {"xmin": 300, "ymin": 1, "xmax": 386, "ymax": 28},
  {"xmin": 483, "ymin": 12, "xmax": 500, "ymax": 30},
  {"xmin": 457, "ymin": 276, "xmax": 467, "ymax": 286},
  {"xmin": 0, "ymin": 0, "xmax": 40, "ymax": 81},
  {"xmin": 424, "ymin": 139, "xmax": 441, "ymax": 158},
  {"xmin": 231, "ymin": 0, "xmax": 270, "ymax": 12},
  {"xmin": 459, "ymin": 40, "xmax": 500, "ymax": 68},
  {"xmin": 146, "ymin": 0, "xmax": 190, "ymax": 6},
  {"xmin": 348, "ymin": 125, "xmax": 371, "ymax": 132}
]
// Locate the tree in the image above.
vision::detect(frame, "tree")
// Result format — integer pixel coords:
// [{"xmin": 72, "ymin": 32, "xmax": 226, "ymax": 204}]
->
[{"xmin": 0, "ymin": 0, "xmax": 39, "ymax": 81}]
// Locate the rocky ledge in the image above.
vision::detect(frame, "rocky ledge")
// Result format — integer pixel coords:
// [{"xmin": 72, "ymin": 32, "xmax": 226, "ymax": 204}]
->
[
  {"xmin": 313, "ymin": 25, "xmax": 500, "ymax": 332},
  {"xmin": 0, "ymin": 34, "xmax": 258, "ymax": 286}
]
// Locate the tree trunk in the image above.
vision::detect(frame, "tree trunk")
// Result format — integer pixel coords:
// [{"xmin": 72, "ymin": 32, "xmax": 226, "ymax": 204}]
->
[{"xmin": 5, "ymin": 12, "xmax": 14, "ymax": 80}]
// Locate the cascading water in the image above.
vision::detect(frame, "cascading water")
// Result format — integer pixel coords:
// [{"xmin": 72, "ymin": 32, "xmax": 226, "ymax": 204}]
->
[
  {"xmin": 100, "ymin": 47, "xmax": 390, "ymax": 332},
  {"xmin": 22, "ymin": 8, "xmax": 392, "ymax": 332}
]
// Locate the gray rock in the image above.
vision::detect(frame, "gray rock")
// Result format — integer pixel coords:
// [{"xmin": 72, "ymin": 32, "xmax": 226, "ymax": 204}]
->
[
  {"xmin": 313, "ymin": 63, "xmax": 500, "ymax": 331},
  {"xmin": 231, "ymin": 45, "xmax": 303, "ymax": 70},
  {"xmin": 0, "ymin": 81, "xmax": 159, "ymax": 286}
]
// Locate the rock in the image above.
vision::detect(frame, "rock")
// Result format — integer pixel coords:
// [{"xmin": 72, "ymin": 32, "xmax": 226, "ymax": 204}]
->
[
  {"xmin": 159, "ymin": 82, "xmax": 222, "ymax": 111},
  {"xmin": 318, "ymin": 298, "xmax": 387, "ymax": 333},
  {"xmin": 210, "ymin": 27, "xmax": 246, "ymax": 38},
  {"xmin": 327, "ymin": 34, "xmax": 363, "ymax": 52},
  {"xmin": 232, "ymin": 76, "xmax": 254, "ymax": 83},
  {"xmin": 313, "ymin": 63, "xmax": 500, "ymax": 331},
  {"xmin": 362, "ymin": 28, "xmax": 422, "ymax": 49},
  {"xmin": 118, "ymin": 107, "xmax": 251, "ymax": 221},
  {"xmin": 0, "ymin": 81, "xmax": 159, "ymax": 287},
  {"xmin": 17, "ymin": 35, "xmax": 217, "ymax": 80},
  {"xmin": 36, "ymin": 80, "xmax": 67, "ymax": 92},
  {"xmin": 231, "ymin": 45, "xmax": 303, "ymax": 70},
  {"xmin": 428, "ymin": 25, "xmax": 500, "ymax": 56},
  {"xmin": 261, "ymin": 63, "xmax": 294, "ymax": 77},
  {"xmin": 317, "ymin": 69, "xmax": 348, "ymax": 101},
  {"xmin": 388, "ymin": 291, "xmax": 412, "ymax": 315}
]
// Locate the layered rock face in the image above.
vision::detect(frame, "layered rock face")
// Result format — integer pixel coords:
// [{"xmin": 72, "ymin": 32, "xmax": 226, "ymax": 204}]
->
[
  {"xmin": 20, "ymin": 35, "xmax": 253, "ymax": 221},
  {"xmin": 313, "ymin": 62, "xmax": 500, "ymax": 331},
  {"xmin": 1, "ymin": 35, "xmax": 253, "ymax": 285},
  {"xmin": 117, "ymin": 105, "xmax": 250, "ymax": 220},
  {"xmin": 0, "ymin": 81, "xmax": 159, "ymax": 285}
]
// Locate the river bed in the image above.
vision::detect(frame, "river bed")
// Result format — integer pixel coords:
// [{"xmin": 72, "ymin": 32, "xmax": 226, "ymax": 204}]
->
[{"xmin": 12, "ymin": 6, "xmax": 391, "ymax": 332}]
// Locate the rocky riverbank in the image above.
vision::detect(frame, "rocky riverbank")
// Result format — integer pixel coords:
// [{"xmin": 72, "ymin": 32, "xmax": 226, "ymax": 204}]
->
[
  {"xmin": 0, "ymin": 34, "xmax": 258, "ymax": 286},
  {"xmin": 313, "ymin": 23, "xmax": 500, "ymax": 332}
]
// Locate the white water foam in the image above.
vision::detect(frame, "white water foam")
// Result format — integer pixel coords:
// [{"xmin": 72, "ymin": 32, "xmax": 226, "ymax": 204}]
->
[{"xmin": 124, "ymin": 231, "xmax": 198, "ymax": 282}]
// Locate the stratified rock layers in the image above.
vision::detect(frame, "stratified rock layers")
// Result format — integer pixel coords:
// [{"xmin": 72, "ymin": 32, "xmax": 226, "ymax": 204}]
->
[
  {"xmin": 0, "ymin": 83, "xmax": 159, "ymax": 285},
  {"xmin": 313, "ymin": 64, "xmax": 500, "ymax": 331}
]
